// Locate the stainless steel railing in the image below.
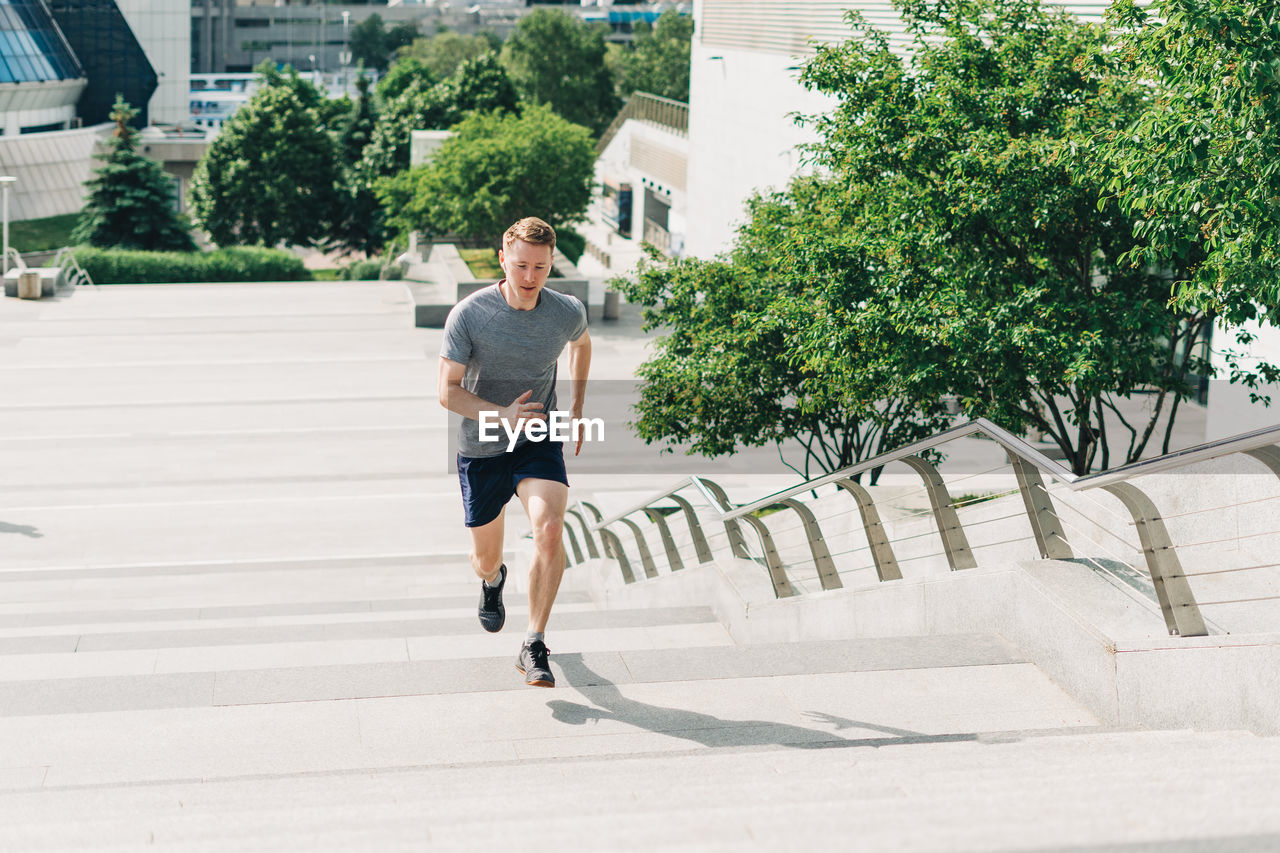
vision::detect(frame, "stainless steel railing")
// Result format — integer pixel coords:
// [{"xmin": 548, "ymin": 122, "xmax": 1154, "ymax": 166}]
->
[{"xmin": 568, "ymin": 418, "xmax": 1280, "ymax": 639}]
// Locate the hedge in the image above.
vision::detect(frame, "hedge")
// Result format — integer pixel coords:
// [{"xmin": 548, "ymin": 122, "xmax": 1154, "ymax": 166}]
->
[
  {"xmin": 71, "ymin": 246, "xmax": 312, "ymax": 284},
  {"xmin": 557, "ymin": 228, "xmax": 585, "ymax": 265}
]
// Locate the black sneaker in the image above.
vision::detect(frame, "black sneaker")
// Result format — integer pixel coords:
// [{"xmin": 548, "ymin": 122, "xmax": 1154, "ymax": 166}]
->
[
  {"xmin": 478, "ymin": 564, "xmax": 506, "ymax": 633},
  {"xmin": 516, "ymin": 640, "xmax": 555, "ymax": 688}
]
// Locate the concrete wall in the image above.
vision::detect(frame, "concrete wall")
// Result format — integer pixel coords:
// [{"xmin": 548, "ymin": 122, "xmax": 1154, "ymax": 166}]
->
[
  {"xmin": 0, "ymin": 123, "xmax": 112, "ymax": 220},
  {"xmin": 116, "ymin": 0, "xmax": 192, "ymax": 126}
]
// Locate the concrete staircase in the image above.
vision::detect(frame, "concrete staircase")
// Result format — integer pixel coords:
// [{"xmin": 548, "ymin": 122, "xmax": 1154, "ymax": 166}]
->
[{"xmin": 3, "ymin": 282, "xmax": 1280, "ymax": 850}]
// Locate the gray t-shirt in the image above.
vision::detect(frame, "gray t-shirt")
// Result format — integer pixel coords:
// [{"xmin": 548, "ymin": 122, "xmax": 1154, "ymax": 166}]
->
[{"xmin": 441, "ymin": 282, "xmax": 588, "ymax": 458}]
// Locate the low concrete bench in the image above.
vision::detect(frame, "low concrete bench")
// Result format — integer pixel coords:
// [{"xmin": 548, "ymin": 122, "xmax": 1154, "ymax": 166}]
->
[{"xmin": 4, "ymin": 266, "xmax": 63, "ymax": 298}]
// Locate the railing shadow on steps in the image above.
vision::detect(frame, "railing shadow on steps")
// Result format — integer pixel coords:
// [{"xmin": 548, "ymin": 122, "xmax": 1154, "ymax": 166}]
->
[{"xmin": 564, "ymin": 418, "xmax": 1280, "ymax": 640}]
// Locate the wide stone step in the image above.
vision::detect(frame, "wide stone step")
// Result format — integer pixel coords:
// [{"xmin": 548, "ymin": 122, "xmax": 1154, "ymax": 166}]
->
[
  {"xmin": 0, "ymin": 635, "xmax": 1094, "ymax": 791},
  {"xmin": 5, "ymin": 727, "xmax": 1280, "ymax": 852}
]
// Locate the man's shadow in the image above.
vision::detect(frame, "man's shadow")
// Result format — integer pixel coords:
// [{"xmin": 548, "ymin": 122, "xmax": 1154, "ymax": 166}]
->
[
  {"xmin": 0, "ymin": 522, "xmax": 42, "ymax": 539},
  {"xmin": 549, "ymin": 653, "xmax": 980, "ymax": 751}
]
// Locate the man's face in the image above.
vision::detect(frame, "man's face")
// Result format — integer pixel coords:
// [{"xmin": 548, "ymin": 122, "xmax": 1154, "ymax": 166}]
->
[{"xmin": 499, "ymin": 239, "xmax": 554, "ymax": 310}]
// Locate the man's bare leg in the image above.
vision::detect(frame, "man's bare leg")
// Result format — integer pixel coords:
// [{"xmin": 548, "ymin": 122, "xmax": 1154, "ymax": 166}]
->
[
  {"xmin": 515, "ymin": 477, "xmax": 568, "ymax": 633},
  {"xmin": 468, "ymin": 511, "xmax": 505, "ymax": 584}
]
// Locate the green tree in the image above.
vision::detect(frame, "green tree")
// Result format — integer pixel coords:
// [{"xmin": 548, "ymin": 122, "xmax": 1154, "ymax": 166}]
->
[
  {"xmin": 73, "ymin": 97, "xmax": 195, "ymax": 252},
  {"xmin": 398, "ymin": 30, "xmax": 496, "ymax": 80},
  {"xmin": 386, "ymin": 21, "xmax": 420, "ymax": 55},
  {"xmin": 339, "ymin": 72, "xmax": 378, "ymax": 166},
  {"xmin": 357, "ymin": 52, "xmax": 518, "ymax": 182},
  {"xmin": 501, "ymin": 9, "xmax": 620, "ymax": 136},
  {"xmin": 376, "ymin": 103, "xmax": 593, "ymax": 248},
  {"xmin": 329, "ymin": 72, "xmax": 383, "ymax": 256},
  {"xmin": 622, "ymin": 0, "xmax": 1228, "ymax": 477},
  {"xmin": 613, "ymin": 9, "xmax": 692, "ymax": 102},
  {"xmin": 1097, "ymin": 0, "xmax": 1280, "ymax": 327},
  {"xmin": 793, "ymin": 0, "xmax": 1221, "ymax": 473},
  {"xmin": 191, "ymin": 64, "xmax": 340, "ymax": 247},
  {"xmin": 350, "ymin": 13, "xmax": 390, "ymax": 72},
  {"xmin": 617, "ymin": 186, "xmax": 954, "ymax": 480},
  {"xmin": 375, "ymin": 56, "xmax": 436, "ymax": 102}
]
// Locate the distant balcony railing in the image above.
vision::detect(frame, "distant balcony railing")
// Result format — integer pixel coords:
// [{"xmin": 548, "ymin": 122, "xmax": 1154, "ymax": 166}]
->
[
  {"xmin": 598, "ymin": 91, "xmax": 689, "ymax": 154},
  {"xmin": 642, "ymin": 218, "xmax": 671, "ymax": 254}
]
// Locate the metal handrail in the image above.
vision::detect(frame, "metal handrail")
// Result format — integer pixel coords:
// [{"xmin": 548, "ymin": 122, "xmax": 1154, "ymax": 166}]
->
[
  {"xmin": 53, "ymin": 248, "xmax": 94, "ymax": 287},
  {"xmin": 726, "ymin": 418, "xmax": 1280, "ymax": 520},
  {"xmin": 578, "ymin": 417, "xmax": 1280, "ymax": 639}
]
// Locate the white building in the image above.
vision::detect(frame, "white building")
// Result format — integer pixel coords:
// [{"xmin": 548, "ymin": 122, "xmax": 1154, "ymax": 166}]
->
[
  {"xmin": 116, "ymin": 0, "xmax": 191, "ymax": 126},
  {"xmin": 683, "ymin": 0, "xmax": 1109, "ymax": 258},
  {"xmin": 0, "ymin": 0, "xmax": 190, "ymax": 223}
]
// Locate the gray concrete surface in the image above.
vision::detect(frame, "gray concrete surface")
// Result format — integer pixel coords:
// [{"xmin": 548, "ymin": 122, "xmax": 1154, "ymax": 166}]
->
[{"xmin": 2, "ymin": 282, "xmax": 1278, "ymax": 851}]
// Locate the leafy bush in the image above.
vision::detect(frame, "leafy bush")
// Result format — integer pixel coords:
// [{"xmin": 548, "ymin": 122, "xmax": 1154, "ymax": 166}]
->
[
  {"xmin": 72, "ymin": 246, "xmax": 311, "ymax": 284},
  {"xmin": 339, "ymin": 257, "xmax": 406, "ymax": 280},
  {"xmin": 556, "ymin": 227, "xmax": 585, "ymax": 265},
  {"xmin": 340, "ymin": 259, "xmax": 384, "ymax": 280}
]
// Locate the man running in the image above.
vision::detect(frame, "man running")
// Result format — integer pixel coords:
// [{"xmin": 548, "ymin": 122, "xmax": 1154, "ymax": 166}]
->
[{"xmin": 437, "ymin": 217, "xmax": 591, "ymax": 687}]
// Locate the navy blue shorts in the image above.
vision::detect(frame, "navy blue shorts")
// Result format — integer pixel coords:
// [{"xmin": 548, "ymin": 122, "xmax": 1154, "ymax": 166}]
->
[{"xmin": 457, "ymin": 439, "xmax": 569, "ymax": 528}]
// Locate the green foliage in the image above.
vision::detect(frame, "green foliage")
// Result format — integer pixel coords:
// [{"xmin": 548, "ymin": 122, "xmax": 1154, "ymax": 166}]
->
[
  {"xmin": 329, "ymin": 73, "xmax": 383, "ymax": 257},
  {"xmin": 612, "ymin": 9, "xmax": 692, "ymax": 102},
  {"xmin": 7, "ymin": 213, "xmax": 78, "ymax": 253},
  {"xmin": 458, "ymin": 248, "xmax": 503, "ymax": 279},
  {"xmin": 73, "ymin": 97, "xmax": 195, "ymax": 252},
  {"xmin": 339, "ymin": 73, "xmax": 378, "ymax": 166},
  {"xmin": 1096, "ymin": 0, "xmax": 1280, "ymax": 326},
  {"xmin": 789, "ymin": 0, "xmax": 1215, "ymax": 474},
  {"xmin": 501, "ymin": 9, "xmax": 620, "ymax": 136},
  {"xmin": 557, "ymin": 227, "xmax": 585, "ymax": 265},
  {"xmin": 399, "ymin": 30, "xmax": 499, "ymax": 80},
  {"xmin": 73, "ymin": 246, "xmax": 310, "ymax": 284},
  {"xmin": 620, "ymin": 0, "xmax": 1227, "ymax": 477},
  {"xmin": 615, "ymin": 186, "xmax": 954, "ymax": 480},
  {"xmin": 375, "ymin": 103, "xmax": 594, "ymax": 249},
  {"xmin": 352, "ymin": 15, "xmax": 421, "ymax": 73},
  {"xmin": 191, "ymin": 63, "xmax": 341, "ymax": 248},
  {"xmin": 375, "ymin": 56, "xmax": 436, "ymax": 101},
  {"xmin": 358, "ymin": 52, "xmax": 518, "ymax": 182}
]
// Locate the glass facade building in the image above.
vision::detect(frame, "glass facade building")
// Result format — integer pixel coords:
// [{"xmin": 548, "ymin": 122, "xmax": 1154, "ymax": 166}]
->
[
  {"xmin": 0, "ymin": 0, "xmax": 83, "ymax": 83},
  {"xmin": 46, "ymin": 0, "xmax": 156, "ymax": 126}
]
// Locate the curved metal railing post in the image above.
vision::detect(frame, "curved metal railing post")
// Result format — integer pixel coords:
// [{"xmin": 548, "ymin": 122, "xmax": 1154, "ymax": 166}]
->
[
  {"xmin": 617, "ymin": 517, "xmax": 659, "ymax": 579},
  {"xmin": 693, "ymin": 477, "xmax": 796, "ymax": 598},
  {"xmin": 563, "ymin": 522, "xmax": 584, "ymax": 565},
  {"xmin": 899, "ymin": 455, "xmax": 977, "ymax": 570},
  {"xmin": 689, "ymin": 477, "xmax": 751, "ymax": 559},
  {"xmin": 566, "ymin": 508, "xmax": 600, "ymax": 559},
  {"xmin": 596, "ymin": 527, "xmax": 636, "ymax": 583},
  {"xmin": 1008, "ymin": 454, "xmax": 1073, "ymax": 560},
  {"xmin": 668, "ymin": 494, "xmax": 714, "ymax": 563},
  {"xmin": 580, "ymin": 502, "xmax": 610, "ymax": 558},
  {"xmin": 643, "ymin": 508, "xmax": 685, "ymax": 571},
  {"xmin": 833, "ymin": 478, "xmax": 902, "ymax": 582},
  {"xmin": 778, "ymin": 498, "xmax": 841, "ymax": 590},
  {"xmin": 1244, "ymin": 446, "xmax": 1280, "ymax": 479},
  {"xmin": 1102, "ymin": 482, "xmax": 1207, "ymax": 637}
]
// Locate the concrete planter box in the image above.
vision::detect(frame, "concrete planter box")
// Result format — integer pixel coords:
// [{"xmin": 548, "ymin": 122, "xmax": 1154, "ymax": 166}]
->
[
  {"xmin": 407, "ymin": 242, "xmax": 590, "ymax": 328},
  {"xmin": 4, "ymin": 266, "xmax": 63, "ymax": 298}
]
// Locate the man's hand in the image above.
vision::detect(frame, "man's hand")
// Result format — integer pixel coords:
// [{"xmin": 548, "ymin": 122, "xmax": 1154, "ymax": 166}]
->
[{"xmin": 500, "ymin": 390, "xmax": 545, "ymax": 435}]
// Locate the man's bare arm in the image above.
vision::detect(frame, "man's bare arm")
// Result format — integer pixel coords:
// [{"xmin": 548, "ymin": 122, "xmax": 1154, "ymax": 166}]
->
[{"xmin": 437, "ymin": 357, "xmax": 545, "ymax": 424}]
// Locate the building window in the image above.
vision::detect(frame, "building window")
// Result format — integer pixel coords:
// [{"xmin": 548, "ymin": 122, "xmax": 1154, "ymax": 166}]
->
[{"xmin": 0, "ymin": 0, "xmax": 83, "ymax": 83}]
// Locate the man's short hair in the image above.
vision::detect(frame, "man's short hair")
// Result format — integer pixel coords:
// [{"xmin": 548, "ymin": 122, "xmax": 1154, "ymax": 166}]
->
[{"xmin": 503, "ymin": 217, "xmax": 556, "ymax": 252}]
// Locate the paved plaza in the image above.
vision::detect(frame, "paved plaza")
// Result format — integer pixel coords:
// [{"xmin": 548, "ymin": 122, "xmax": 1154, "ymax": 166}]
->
[{"xmin": 2, "ymin": 282, "xmax": 1279, "ymax": 851}]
